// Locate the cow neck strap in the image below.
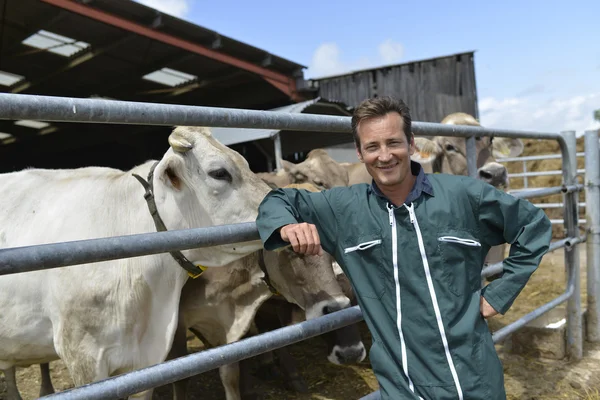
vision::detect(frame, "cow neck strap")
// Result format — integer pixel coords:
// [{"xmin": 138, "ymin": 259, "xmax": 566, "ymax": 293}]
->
[
  {"xmin": 258, "ymin": 250, "xmax": 280, "ymax": 296},
  {"xmin": 131, "ymin": 161, "xmax": 206, "ymax": 279}
]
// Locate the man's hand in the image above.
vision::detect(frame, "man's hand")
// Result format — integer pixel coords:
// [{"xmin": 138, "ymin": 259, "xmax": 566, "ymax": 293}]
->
[
  {"xmin": 480, "ymin": 296, "xmax": 499, "ymax": 319},
  {"xmin": 280, "ymin": 223, "xmax": 323, "ymax": 256}
]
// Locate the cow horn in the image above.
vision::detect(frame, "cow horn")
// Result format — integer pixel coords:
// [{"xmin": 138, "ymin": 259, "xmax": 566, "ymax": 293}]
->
[{"xmin": 168, "ymin": 129, "xmax": 194, "ymax": 153}]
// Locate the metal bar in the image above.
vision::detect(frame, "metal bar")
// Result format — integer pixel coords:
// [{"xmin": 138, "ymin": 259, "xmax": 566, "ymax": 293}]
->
[
  {"xmin": 38, "ymin": 0, "xmax": 300, "ymax": 99},
  {"xmin": 492, "ymin": 287, "xmax": 573, "ymax": 343},
  {"xmin": 551, "ymin": 219, "xmax": 586, "ymax": 225},
  {"xmin": 273, "ymin": 132, "xmax": 283, "ymax": 171},
  {"xmin": 481, "ymin": 236, "xmax": 583, "ymax": 278},
  {"xmin": 585, "ymin": 129, "xmax": 600, "ymax": 342},
  {"xmin": 0, "ymin": 223, "xmax": 260, "ymax": 276},
  {"xmin": 533, "ymin": 203, "xmax": 586, "ymax": 209},
  {"xmin": 466, "ymin": 136, "xmax": 478, "ymax": 178},
  {"xmin": 0, "ymin": 94, "xmax": 567, "ymax": 142},
  {"xmin": 508, "ymin": 169, "xmax": 586, "ymax": 178},
  {"xmin": 41, "ymin": 306, "xmax": 365, "ymax": 400},
  {"xmin": 359, "ymin": 391, "xmax": 381, "ymax": 400},
  {"xmin": 498, "ymin": 152, "xmax": 585, "ymax": 163},
  {"xmin": 562, "ymin": 130, "xmax": 583, "ymax": 360},
  {"xmin": 508, "ymin": 184, "xmax": 583, "ymax": 200},
  {"xmin": 0, "ymin": 93, "xmax": 352, "ymax": 132}
]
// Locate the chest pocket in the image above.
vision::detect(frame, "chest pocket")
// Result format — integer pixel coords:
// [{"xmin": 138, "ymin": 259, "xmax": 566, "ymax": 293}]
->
[
  {"xmin": 341, "ymin": 233, "xmax": 386, "ymax": 299},
  {"xmin": 437, "ymin": 229, "xmax": 484, "ymax": 296}
]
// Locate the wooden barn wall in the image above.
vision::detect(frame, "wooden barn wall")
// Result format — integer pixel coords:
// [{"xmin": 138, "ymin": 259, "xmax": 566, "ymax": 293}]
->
[{"xmin": 315, "ymin": 53, "xmax": 478, "ymax": 123}]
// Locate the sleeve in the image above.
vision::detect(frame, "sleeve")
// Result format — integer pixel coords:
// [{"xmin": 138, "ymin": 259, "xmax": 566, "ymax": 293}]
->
[
  {"xmin": 476, "ymin": 182, "xmax": 553, "ymax": 315},
  {"xmin": 255, "ymin": 187, "xmax": 343, "ymax": 256}
]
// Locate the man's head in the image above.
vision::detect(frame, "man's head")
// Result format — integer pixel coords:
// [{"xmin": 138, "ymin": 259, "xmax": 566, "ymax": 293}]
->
[{"xmin": 351, "ymin": 96, "xmax": 415, "ymax": 187}]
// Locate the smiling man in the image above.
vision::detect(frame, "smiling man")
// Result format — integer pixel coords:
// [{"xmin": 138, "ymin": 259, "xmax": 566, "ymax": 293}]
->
[{"xmin": 255, "ymin": 96, "xmax": 552, "ymax": 400}]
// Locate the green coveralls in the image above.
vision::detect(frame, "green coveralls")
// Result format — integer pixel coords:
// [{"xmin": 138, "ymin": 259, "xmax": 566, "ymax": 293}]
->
[{"xmin": 255, "ymin": 165, "xmax": 552, "ymax": 400}]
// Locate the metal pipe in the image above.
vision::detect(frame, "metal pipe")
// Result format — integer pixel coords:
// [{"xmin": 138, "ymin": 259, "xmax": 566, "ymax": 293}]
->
[
  {"xmin": 585, "ymin": 129, "xmax": 600, "ymax": 342},
  {"xmin": 466, "ymin": 136, "xmax": 478, "ymax": 178},
  {"xmin": 0, "ymin": 94, "xmax": 566, "ymax": 141},
  {"xmin": 562, "ymin": 130, "xmax": 583, "ymax": 360},
  {"xmin": 0, "ymin": 223, "xmax": 260, "ymax": 276},
  {"xmin": 273, "ymin": 132, "xmax": 283, "ymax": 171},
  {"xmin": 497, "ymin": 152, "xmax": 585, "ymax": 163},
  {"xmin": 492, "ymin": 286, "xmax": 574, "ymax": 343},
  {"xmin": 508, "ymin": 169, "xmax": 585, "ymax": 178},
  {"xmin": 41, "ymin": 305, "xmax": 365, "ymax": 400},
  {"xmin": 508, "ymin": 184, "xmax": 583, "ymax": 195},
  {"xmin": 481, "ymin": 236, "xmax": 581, "ymax": 278}
]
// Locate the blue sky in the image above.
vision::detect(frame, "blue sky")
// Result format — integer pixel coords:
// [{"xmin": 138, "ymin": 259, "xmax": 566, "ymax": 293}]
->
[{"xmin": 136, "ymin": 0, "xmax": 599, "ymax": 134}]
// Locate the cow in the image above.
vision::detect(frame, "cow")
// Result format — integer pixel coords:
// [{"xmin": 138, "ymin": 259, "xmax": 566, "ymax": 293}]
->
[
  {"xmin": 3, "ymin": 181, "xmax": 365, "ymax": 400},
  {"xmin": 167, "ymin": 182, "xmax": 365, "ymax": 400},
  {"xmin": 0, "ymin": 126, "xmax": 272, "ymax": 400}
]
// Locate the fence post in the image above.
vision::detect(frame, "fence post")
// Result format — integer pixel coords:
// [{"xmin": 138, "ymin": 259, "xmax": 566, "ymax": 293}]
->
[
  {"xmin": 562, "ymin": 130, "xmax": 582, "ymax": 360},
  {"xmin": 466, "ymin": 136, "xmax": 478, "ymax": 178},
  {"xmin": 585, "ymin": 129, "xmax": 600, "ymax": 342}
]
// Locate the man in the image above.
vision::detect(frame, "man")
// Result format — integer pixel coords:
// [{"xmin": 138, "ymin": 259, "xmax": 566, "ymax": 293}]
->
[{"xmin": 255, "ymin": 96, "xmax": 552, "ymax": 399}]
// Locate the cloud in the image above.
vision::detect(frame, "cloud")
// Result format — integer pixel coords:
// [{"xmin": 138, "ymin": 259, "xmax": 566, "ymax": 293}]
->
[
  {"xmin": 133, "ymin": 0, "xmax": 190, "ymax": 18},
  {"xmin": 479, "ymin": 92, "xmax": 600, "ymax": 135},
  {"xmin": 378, "ymin": 39, "xmax": 404, "ymax": 64},
  {"xmin": 307, "ymin": 39, "xmax": 404, "ymax": 79}
]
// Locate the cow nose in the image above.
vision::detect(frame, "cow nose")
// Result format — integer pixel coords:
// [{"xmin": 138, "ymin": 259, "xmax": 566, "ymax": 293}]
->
[
  {"xmin": 330, "ymin": 343, "xmax": 367, "ymax": 364},
  {"xmin": 478, "ymin": 163, "xmax": 508, "ymax": 188}
]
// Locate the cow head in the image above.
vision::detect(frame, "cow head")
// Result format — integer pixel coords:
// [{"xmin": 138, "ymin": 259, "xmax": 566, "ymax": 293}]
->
[
  {"xmin": 151, "ymin": 126, "xmax": 272, "ymax": 267},
  {"xmin": 410, "ymin": 113, "xmax": 523, "ymax": 188},
  {"xmin": 279, "ymin": 149, "xmax": 349, "ymax": 190},
  {"xmin": 260, "ymin": 182, "xmax": 366, "ymax": 365}
]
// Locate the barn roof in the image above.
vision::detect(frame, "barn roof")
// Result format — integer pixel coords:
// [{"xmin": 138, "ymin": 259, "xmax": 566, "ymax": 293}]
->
[{"xmin": 0, "ymin": 0, "xmax": 310, "ymax": 171}]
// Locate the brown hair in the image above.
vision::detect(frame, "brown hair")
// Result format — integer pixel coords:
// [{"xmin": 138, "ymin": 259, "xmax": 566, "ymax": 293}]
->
[{"xmin": 351, "ymin": 96, "xmax": 412, "ymax": 149}]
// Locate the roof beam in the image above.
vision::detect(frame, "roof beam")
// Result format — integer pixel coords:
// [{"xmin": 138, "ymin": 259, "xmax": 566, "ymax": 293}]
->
[{"xmin": 39, "ymin": 0, "xmax": 300, "ymax": 100}]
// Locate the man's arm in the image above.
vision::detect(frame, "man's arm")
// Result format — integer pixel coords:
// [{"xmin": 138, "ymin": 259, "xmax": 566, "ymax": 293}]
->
[
  {"xmin": 476, "ymin": 182, "xmax": 552, "ymax": 316},
  {"xmin": 255, "ymin": 187, "xmax": 343, "ymax": 256}
]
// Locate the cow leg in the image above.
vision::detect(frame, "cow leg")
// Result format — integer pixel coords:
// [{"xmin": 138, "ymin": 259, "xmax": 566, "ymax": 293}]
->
[
  {"xmin": 170, "ymin": 319, "xmax": 192, "ymax": 400},
  {"xmin": 273, "ymin": 303, "xmax": 308, "ymax": 393},
  {"xmin": 39, "ymin": 362, "xmax": 55, "ymax": 396},
  {"xmin": 219, "ymin": 362, "xmax": 242, "ymax": 400},
  {"xmin": 2, "ymin": 366, "xmax": 23, "ymax": 400}
]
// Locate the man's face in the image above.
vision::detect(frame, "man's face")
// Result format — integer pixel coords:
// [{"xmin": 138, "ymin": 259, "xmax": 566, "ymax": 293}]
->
[{"xmin": 355, "ymin": 112, "xmax": 415, "ymax": 188}]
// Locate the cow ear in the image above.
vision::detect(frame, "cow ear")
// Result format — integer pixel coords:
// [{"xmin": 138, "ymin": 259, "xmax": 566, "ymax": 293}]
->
[
  {"xmin": 492, "ymin": 138, "xmax": 524, "ymax": 158},
  {"xmin": 280, "ymin": 159, "xmax": 295, "ymax": 172},
  {"xmin": 159, "ymin": 156, "xmax": 184, "ymax": 191},
  {"xmin": 411, "ymin": 138, "xmax": 441, "ymax": 164}
]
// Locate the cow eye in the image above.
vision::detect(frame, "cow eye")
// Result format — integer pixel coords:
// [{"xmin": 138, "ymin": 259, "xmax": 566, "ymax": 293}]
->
[
  {"xmin": 208, "ymin": 168, "xmax": 232, "ymax": 183},
  {"xmin": 445, "ymin": 144, "xmax": 457, "ymax": 152}
]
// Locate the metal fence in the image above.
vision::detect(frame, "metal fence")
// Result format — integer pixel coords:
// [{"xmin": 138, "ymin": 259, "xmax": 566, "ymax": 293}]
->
[{"xmin": 0, "ymin": 93, "xmax": 595, "ymax": 400}]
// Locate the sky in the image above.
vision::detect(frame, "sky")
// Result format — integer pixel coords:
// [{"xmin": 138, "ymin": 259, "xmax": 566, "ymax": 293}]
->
[{"xmin": 134, "ymin": 0, "xmax": 600, "ymax": 135}]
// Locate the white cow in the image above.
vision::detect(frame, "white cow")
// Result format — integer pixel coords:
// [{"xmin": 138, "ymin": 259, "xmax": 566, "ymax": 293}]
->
[{"xmin": 0, "ymin": 126, "xmax": 271, "ymax": 399}]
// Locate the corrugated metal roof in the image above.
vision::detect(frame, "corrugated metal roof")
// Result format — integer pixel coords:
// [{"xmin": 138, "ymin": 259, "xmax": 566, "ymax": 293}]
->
[{"xmin": 210, "ymin": 97, "xmax": 352, "ymax": 146}]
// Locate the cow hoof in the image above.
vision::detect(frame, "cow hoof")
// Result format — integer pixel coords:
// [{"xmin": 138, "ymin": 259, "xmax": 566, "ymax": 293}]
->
[{"xmin": 255, "ymin": 364, "xmax": 283, "ymax": 381}]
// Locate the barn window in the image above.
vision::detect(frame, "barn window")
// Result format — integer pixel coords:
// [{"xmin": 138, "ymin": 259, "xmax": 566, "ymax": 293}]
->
[
  {"xmin": 142, "ymin": 68, "xmax": 197, "ymax": 87},
  {"xmin": 14, "ymin": 120, "xmax": 50, "ymax": 129},
  {"xmin": 0, "ymin": 132, "xmax": 15, "ymax": 145},
  {"xmin": 22, "ymin": 30, "xmax": 90, "ymax": 57},
  {"xmin": 0, "ymin": 70, "xmax": 24, "ymax": 87}
]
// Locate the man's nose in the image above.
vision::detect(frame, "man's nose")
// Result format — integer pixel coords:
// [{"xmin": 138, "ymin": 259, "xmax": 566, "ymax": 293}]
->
[{"xmin": 378, "ymin": 148, "xmax": 392, "ymax": 162}]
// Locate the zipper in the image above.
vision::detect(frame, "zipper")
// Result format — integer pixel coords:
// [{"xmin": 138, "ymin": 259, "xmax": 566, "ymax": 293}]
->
[
  {"xmin": 438, "ymin": 236, "xmax": 481, "ymax": 247},
  {"xmin": 387, "ymin": 202, "xmax": 416, "ymax": 395},
  {"xmin": 404, "ymin": 203, "xmax": 464, "ymax": 400},
  {"xmin": 344, "ymin": 239, "xmax": 382, "ymax": 254}
]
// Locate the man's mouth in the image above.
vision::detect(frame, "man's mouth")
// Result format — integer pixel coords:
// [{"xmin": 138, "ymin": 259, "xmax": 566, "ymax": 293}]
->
[{"xmin": 377, "ymin": 163, "xmax": 398, "ymax": 170}]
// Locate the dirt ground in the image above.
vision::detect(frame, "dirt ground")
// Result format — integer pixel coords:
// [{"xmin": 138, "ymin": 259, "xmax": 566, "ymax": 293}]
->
[{"xmin": 3, "ymin": 247, "xmax": 600, "ymax": 400}]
